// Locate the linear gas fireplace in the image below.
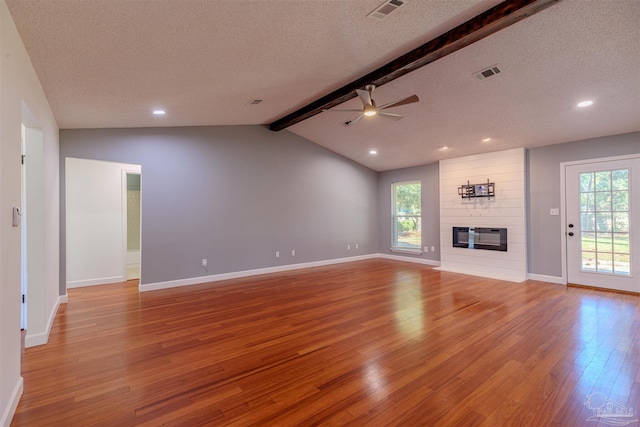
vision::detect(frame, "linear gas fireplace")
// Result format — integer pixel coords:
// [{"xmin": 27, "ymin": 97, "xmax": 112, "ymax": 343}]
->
[{"xmin": 453, "ymin": 227, "xmax": 507, "ymax": 251}]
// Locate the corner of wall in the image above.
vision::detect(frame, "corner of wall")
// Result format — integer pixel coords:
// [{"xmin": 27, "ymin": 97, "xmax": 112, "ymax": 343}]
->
[
  {"xmin": 24, "ymin": 294, "xmax": 65, "ymax": 348},
  {"xmin": 0, "ymin": 377, "xmax": 23, "ymax": 427}
]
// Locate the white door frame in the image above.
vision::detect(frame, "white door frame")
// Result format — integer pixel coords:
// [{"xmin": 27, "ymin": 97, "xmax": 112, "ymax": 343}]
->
[{"xmin": 560, "ymin": 153, "xmax": 640, "ymax": 285}]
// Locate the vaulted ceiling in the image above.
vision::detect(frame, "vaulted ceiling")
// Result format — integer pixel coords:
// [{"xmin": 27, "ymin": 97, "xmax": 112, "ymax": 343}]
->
[{"xmin": 7, "ymin": 0, "xmax": 640, "ymax": 171}]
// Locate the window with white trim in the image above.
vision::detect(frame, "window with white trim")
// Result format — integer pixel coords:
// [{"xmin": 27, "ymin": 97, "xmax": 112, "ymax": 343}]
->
[{"xmin": 392, "ymin": 181, "xmax": 421, "ymax": 251}]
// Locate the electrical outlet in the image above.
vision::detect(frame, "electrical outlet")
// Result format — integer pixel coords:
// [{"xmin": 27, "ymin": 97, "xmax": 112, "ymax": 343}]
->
[
  {"xmin": 291, "ymin": 250, "xmax": 295, "ymax": 257},
  {"xmin": 202, "ymin": 258, "xmax": 207, "ymax": 268},
  {"xmin": 275, "ymin": 251, "xmax": 280, "ymax": 258},
  {"xmin": 347, "ymin": 244, "xmax": 351, "ymax": 250},
  {"xmin": 424, "ymin": 246, "xmax": 428, "ymax": 253},
  {"xmin": 355, "ymin": 243, "xmax": 359, "ymax": 249},
  {"xmin": 431, "ymin": 246, "xmax": 435, "ymax": 252}
]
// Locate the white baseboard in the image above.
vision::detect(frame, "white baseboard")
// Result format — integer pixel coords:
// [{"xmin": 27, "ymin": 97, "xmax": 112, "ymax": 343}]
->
[
  {"xmin": 67, "ymin": 275, "xmax": 125, "ymax": 289},
  {"xmin": 25, "ymin": 295, "xmax": 65, "ymax": 348},
  {"xmin": 140, "ymin": 254, "xmax": 379, "ymax": 292},
  {"xmin": 434, "ymin": 266, "xmax": 526, "ymax": 283},
  {"xmin": 1, "ymin": 376, "xmax": 23, "ymax": 427},
  {"xmin": 378, "ymin": 253, "xmax": 440, "ymax": 266},
  {"xmin": 526, "ymin": 273, "xmax": 566, "ymax": 285},
  {"xmin": 137, "ymin": 255, "xmax": 567, "ymax": 293}
]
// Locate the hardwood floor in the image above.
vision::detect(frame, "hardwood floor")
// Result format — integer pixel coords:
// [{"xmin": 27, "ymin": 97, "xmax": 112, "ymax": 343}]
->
[{"xmin": 13, "ymin": 259, "xmax": 640, "ymax": 426}]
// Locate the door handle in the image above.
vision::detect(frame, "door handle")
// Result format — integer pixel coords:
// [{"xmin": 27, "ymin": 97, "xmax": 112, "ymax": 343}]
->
[{"xmin": 568, "ymin": 232, "xmax": 574, "ymax": 236}]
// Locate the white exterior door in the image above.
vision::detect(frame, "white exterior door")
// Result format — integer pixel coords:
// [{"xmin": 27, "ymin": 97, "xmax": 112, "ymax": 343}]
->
[{"xmin": 565, "ymin": 156, "xmax": 640, "ymax": 293}]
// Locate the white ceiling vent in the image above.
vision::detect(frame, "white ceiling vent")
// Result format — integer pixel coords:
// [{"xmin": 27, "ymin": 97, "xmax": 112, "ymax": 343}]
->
[
  {"xmin": 367, "ymin": 0, "xmax": 406, "ymax": 20},
  {"xmin": 474, "ymin": 65, "xmax": 502, "ymax": 80}
]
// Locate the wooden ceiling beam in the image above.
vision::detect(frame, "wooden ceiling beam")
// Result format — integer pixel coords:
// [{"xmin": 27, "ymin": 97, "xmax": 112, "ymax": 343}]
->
[{"xmin": 269, "ymin": 0, "xmax": 560, "ymax": 132}]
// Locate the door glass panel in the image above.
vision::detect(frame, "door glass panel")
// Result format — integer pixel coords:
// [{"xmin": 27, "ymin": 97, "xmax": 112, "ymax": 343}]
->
[
  {"xmin": 582, "ymin": 232, "xmax": 596, "ymax": 251},
  {"xmin": 595, "ymin": 191, "xmax": 611, "ymax": 211},
  {"xmin": 613, "ymin": 212, "xmax": 629, "ymax": 232},
  {"xmin": 595, "ymin": 171, "xmax": 611, "ymax": 191},
  {"xmin": 582, "ymin": 252, "xmax": 596, "ymax": 271},
  {"xmin": 596, "ymin": 213, "xmax": 612, "ymax": 231},
  {"xmin": 580, "ymin": 172, "xmax": 595, "ymax": 192},
  {"xmin": 612, "ymin": 169, "xmax": 628, "ymax": 190},
  {"xmin": 581, "ymin": 213, "xmax": 595, "ymax": 231},
  {"xmin": 596, "ymin": 232, "xmax": 613, "ymax": 252},
  {"xmin": 614, "ymin": 254, "xmax": 630, "ymax": 274},
  {"xmin": 579, "ymin": 169, "xmax": 630, "ymax": 276},
  {"xmin": 581, "ymin": 193, "xmax": 596, "ymax": 211}
]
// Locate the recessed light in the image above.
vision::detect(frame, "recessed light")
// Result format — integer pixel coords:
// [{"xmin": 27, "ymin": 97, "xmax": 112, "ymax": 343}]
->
[
  {"xmin": 439, "ymin": 146, "xmax": 449, "ymax": 151},
  {"xmin": 369, "ymin": 150, "xmax": 378, "ymax": 155},
  {"xmin": 577, "ymin": 100, "xmax": 593, "ymax": 108},
  {"xmin": 481, "ymin": 137, "xmax": 492, "ymax": 142},
  {"xmin": 152, "ymin": 109, "xmax": 166, "ymax": 115}
]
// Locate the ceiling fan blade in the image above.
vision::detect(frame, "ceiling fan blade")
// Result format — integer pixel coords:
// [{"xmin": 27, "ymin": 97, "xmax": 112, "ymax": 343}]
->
[
  {"xmin": 322, "ymin": 108, "xmax": 363, "ymax": 113},
  {"xmin": 344, "ymin": 114, "xmax": 364, "ymax": 126},
  {"xmin": 378, "ymin": 94, "xmax": 419, "ymax": 110},
  {"xmin": 356, "ymin": 89, "xmax": 373, "ymax": 107},
  {"xmin": 378, "ymin": 112, "xmax": 403, "ymax": 121}
]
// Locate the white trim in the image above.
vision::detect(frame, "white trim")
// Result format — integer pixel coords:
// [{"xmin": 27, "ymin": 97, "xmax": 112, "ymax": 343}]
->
[
  {"xmin": 434, "ymin": 266, "xmax": 526, "ymax": 283},
  {"xmin": 121, "ymin": 167, "xmax": 141, "ymax": 286},
  {"xmin": 0, "ymin": 377, "xmax": 23, "ymax": 427},
  {"xmin": 561, "ymin": 153, "xmax": 640, "ymax": 168},
  {"xmin": 140, "ymin": 254, "xmax": 379, "ymax": 292},
  {"xmin": 379, "ymin": 253, "xmax": 440, "ymax": 266},
  {"xmin": 66, "ymin": 275, "xmax": 126, "ymax": 289},
  {"xmin": 59, "ymin": 294, "xmax": 68, "ymax": 304},
  {"xmin": 560, "ymin": 161, "xmax": 568, "ymax": 284},
  {"xmin": 143, "ymin": 254, "xmax": 578, "ymax": 294},
  {"xmin": 121, "ymin": 169, "xmax": 129, "ymax": 282},
  {"xmin": 526, "ymin": 273, "xmax": 566, "ymax": 285},
  {"xmin": 25, "ymin": 294, "xmax": 65, "ymax": 348}
]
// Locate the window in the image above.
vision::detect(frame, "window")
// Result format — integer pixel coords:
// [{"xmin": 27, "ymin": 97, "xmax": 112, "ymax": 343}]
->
[{"xmin": 392, "ymin": 181, "xmax": 421, "ymax": 251}]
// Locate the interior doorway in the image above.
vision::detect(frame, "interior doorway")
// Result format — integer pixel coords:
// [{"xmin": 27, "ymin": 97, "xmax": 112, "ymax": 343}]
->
[
  {"xmin": 65, "ymin": 158, "xmax": 141, "ymax": 288},
  {"xmin": 126, "ymin": 173, "xmax": 141, "ymax": 280},
  {"xmin": 20, "ymin": 102, "xmax": 45, "ymax": 336}
]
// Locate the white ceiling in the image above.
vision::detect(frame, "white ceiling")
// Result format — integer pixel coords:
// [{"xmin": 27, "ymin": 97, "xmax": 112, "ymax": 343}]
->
[{"xmin": 7, "ymin": 0, "xmax": 640, "ymax": 171}]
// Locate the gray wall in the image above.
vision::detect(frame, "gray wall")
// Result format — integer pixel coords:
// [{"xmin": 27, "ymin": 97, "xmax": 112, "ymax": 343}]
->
[
  {"xmin": 60, "ymin": 125, "xmax": 379, "ymax": 292},
  {"xmin": 377, "ymin": 163, "xmax": 440, "ymax": 262},
  {"xmin": 527, "ymin": 132, "xmax": 639, "ymax": 277},
  {"xmin": 60, "ymin": 125, "xmax": 638, "ymax": 293}
]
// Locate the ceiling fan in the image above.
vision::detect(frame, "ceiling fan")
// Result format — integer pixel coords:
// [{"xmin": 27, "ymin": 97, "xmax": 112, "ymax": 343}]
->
[{"xmin": 323, "ymin": 84, "xmax": 419, "ymax": 126}]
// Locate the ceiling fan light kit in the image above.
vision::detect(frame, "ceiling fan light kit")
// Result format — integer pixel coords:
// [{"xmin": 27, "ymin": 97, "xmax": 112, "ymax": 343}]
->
[{"xmin": 324, "ymin": 84, "xmax": 419, "ymax": 126}]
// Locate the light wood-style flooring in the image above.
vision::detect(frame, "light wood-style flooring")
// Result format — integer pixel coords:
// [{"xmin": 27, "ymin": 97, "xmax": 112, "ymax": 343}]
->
[{"xmin": 12, "ymin": 259, "xmax": 640, "ymax": 426}]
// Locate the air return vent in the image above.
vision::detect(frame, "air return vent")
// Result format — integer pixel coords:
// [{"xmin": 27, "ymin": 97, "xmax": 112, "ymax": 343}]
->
[
  {"xmin": 474, "ymin": 65, "xmax": 502, "ymax": 80},
  {"xmin": 367, "ymin": 0, "xmax": 406, "ymax": 20}
]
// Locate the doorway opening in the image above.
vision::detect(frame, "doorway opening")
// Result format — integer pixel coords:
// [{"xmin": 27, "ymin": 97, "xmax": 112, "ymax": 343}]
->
[
  {"xmin": 65, "ymin": 158, "xmax": 141, "ymax": 289},
  {"xmin": 20, "ymin": 102, "xmax": 45, "ymax": 338},
  {"xmin": 126, "ymin": 173, "xmax": 141, "ymax": 280}
]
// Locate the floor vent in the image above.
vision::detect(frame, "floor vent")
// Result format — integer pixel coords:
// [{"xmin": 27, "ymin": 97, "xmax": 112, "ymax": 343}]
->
[
  {"xmin": 474, "ymin": 65, "xmax": 502, "ymax": 80},
  {"xmin": 367, "ymin": 0, "xmax": 406, "ymax": 20}
]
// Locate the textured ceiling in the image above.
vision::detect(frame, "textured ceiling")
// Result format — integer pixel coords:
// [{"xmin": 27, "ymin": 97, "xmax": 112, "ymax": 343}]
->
[{"xmin": 7, "ymin": 0, "xmax": 640, "ymax": 171}]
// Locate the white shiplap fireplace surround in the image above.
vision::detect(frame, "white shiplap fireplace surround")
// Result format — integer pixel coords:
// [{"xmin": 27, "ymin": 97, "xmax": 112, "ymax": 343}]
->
[{"xmin": 437, "ymin": 148, "xmax": 527, "ymax": 282}]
